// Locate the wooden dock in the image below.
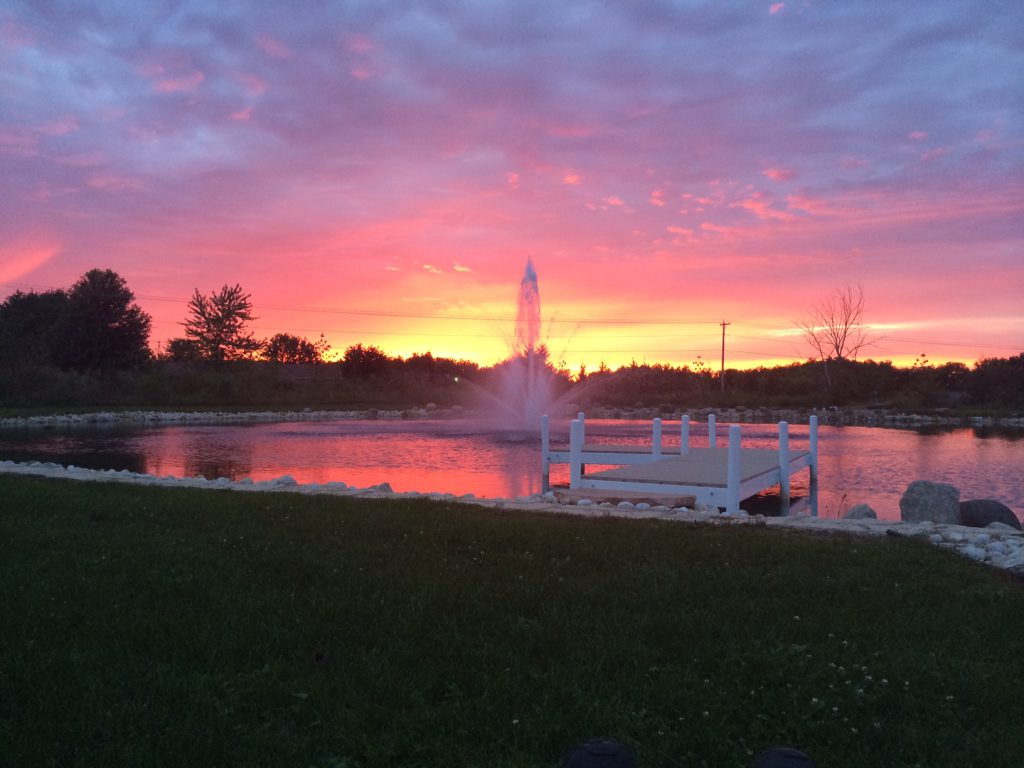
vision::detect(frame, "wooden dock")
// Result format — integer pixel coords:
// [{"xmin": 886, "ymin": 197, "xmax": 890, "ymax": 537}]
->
[{"xmin": 541, "ymin": 414, "xmax": 818, "ymax": 514}]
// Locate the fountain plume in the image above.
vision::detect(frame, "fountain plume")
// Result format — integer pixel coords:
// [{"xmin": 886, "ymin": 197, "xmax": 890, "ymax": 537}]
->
[
  {"xmin": 514, "ymin": 257, "xmax": 541, "ymax": 356},
  {"xmin": 464, "ymin": 258, "xmax": 585, "ymax": 432}
]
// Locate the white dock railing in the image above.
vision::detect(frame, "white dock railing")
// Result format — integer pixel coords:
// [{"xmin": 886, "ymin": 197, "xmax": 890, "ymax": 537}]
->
[{"xmin": 541, "ymin": 413, "xmax": 819, "ymax": 514}]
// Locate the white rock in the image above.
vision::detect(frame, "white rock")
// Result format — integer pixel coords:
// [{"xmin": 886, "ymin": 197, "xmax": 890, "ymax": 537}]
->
[
  {"xmin": 635, "ymin": 502, "xmax": 651, "ymax": 511},
  {"xmin": 1003, "ymin": 548, "xmax": 1024, "ymax": 569},
  {"xmin": 617, "ymin": 501, "xmax": 635, "ymax": 509},
  {"xmin": 986, "ymin": 542, "xmax": 1010, "ymax": 557},
  {"xmin": 576, "ymin": 499, "xmax": 594, "ymax": 507},
  {"xmin": 960, "ymin": 545, "xmax": 987, "ymax": 561},
  {"xmin": 928, "ymin": 533, "xmax": 944, "ymax": 545},
  {"xmin": 986, "ymin": 522, "xmax": 1022, "ymax": 533}
]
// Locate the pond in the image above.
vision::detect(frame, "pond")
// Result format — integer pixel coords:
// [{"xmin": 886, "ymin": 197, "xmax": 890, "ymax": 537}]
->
[{"xmin": 1, "ymin": 417, "xmax": 1021, "ymax": 522}]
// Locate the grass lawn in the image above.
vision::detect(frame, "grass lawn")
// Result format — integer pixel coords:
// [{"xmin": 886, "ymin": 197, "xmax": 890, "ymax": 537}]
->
[{"xmin": 2, "ymin": 476, "xmax": 1023, "ymax": 768}]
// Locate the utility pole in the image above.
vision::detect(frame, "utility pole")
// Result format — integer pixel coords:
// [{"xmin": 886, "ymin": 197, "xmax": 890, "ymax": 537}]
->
[{"xmin": 720, "ymin": 320, "xmax": 730, "ymax": 392}]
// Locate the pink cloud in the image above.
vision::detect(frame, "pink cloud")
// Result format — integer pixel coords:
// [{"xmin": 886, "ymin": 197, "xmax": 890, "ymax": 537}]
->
[
  {"xmin": 0, "ymin": 127, "xmax": 38, "ymax": 157},
  {"xmin": 87, "ymin": 174, "xmax": 142, "ymax": 191},
  {"xmin": 920, "ymin": 146, "xmax": 951, "ymax": 161},
  {"xmin": 231, "ymin": 107, "xmax": 253, "ymax": 121},
  {"xmin": 908, "ymin": 131, "xmax": 928, "ymax": 142},
  {"xmin": 700, "ymin": 221, "xmax": 734, "ymax": 235},
  {"xmin": 546, "ymin": 123, "xmax": 595, "ymax": 138},
  {"xmin": 763, "ymin": 166, "xmax": 796, "ymax": 181},
  {"xmin": 769, "ymin": 3, "xmax": 785, "ymax": 14},
  {"xmin": 649, "ymin": 189, "xmax": 666, "ymax": 206},
  {"xmin": 239, "ymin": 74, "xmax": 269, "ymax": 96},
  {"xmin": 346, "ymin": 36, "xmax": 374, "ymax": 54},
  {"xmin": 37, "ymin": 116, "xmax": 79, "ymax": 136},
  {"xmin": 604, "ymin": 196, "xmax": 625, "ymax": 206},
  {"xmin": 562, "ymin": 173, "xmax": 582, "ymax": 185},
  {"xmin": 785, "ymin": 192, "xmax": 834, "ymax": 215},
  {"xmin": 0, "ymin": 235, "xmax": 60, "ymax": 283},
  {"xmin": 57, "ymin": 151, "xmax": 105, "ymax": 167},
  {"xmin": 257, "ymin": 34, "xmax": 291, "ymax": 59},
  {"xmin": 734, "ymin": 191, "xmax": 794, "ymax": 221},
  {"xmin": 139, "ymin": 54, "xmax": 205, "ymax": 93},
  {"xmin": 155, "ymin": 70, "xmax": 205, "ymax": 93}
]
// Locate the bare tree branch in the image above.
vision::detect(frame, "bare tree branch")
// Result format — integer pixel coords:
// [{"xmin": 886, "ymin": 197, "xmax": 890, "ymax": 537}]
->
[
  {"xmin": 796, "ymin": 283, "xmax": 877, "ymax": 363},
  {"xmin": 796, "ymin": 284, "xmax": 879, "ymax": 391}
]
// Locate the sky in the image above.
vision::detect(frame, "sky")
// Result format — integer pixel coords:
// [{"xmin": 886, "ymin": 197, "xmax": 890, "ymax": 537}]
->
[{"xmin": 2, "ymin": 0, "xmax": 1022, "ymax": 370}]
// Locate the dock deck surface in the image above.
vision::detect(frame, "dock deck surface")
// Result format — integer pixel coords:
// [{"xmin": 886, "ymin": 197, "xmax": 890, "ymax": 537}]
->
[{"xmin": 588, "ymin": 447, "xmax": 809, "ymax": 488}]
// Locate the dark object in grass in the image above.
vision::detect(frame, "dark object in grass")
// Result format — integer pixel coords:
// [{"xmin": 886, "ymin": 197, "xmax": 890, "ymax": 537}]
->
[
  {"xmin": 562, "ymin": 739, "xmax": 636, "ymax": 767},
  {"xmin": 750, "ymin": 746, "xmax": 817, "ymax": 767}
]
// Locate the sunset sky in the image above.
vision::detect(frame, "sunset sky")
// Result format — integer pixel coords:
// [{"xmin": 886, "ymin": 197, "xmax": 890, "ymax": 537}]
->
[{"xmin": 2, "ymin": 1, "xmax": 1022, "ymax": 370}]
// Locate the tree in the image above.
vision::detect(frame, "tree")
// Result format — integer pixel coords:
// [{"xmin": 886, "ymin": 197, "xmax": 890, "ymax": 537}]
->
[
  {"xmin": 162, "ymin": 337, "xmax": 203, "ymax": 361},
  {"xmin": 796, "ymin": 283, "xmax": 877, "ymax": 392},
  {"xmin": 0, "ymin": 289, "xmax": 69, "ymax": 366},
  {"xmin": 54, "ymin": 269, "xmax": 152, "ymax": 370},
  {"xmin": 341, "ymin": 343, "xmax": 390, "ymax": 378},
  {"xmin": 182, "ymin": 284, "xmax": 262, "ymax": 361},
  {"xmin": 264, "ymin": 333, "xmax": 330, "ymax": 363}
]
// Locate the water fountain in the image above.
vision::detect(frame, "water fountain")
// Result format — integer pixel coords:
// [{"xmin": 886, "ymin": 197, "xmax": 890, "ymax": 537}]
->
[{"xmin": 471, "ymin": 259, "xmax": 575, "ymax": 431}]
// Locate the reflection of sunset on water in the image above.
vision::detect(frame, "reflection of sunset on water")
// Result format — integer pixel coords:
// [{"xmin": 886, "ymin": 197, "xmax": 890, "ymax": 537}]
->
[{"xmin": 1, "ymin": 420, "xmax": 1021, "ymax": 522}]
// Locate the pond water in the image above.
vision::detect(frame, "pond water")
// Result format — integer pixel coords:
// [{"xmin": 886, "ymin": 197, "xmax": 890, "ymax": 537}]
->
[{"xmin": 1, "ymin": 418, "xmax": 1021, "ymax": 522}]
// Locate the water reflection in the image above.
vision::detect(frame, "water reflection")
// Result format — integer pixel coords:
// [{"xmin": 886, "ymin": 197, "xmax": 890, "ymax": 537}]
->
[
  {"xmin": 0, "ymin": 425, "xmax": 150, "ymax": 475},
  {"xmin": 0, "ymin": 419, "xmax": 1021, "ymax": 521}
]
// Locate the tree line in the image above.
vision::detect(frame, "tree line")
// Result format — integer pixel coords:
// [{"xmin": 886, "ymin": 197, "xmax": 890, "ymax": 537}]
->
[{"xmin": 1, "ymin": 269, "xmax": 1021, "ymax": 411}]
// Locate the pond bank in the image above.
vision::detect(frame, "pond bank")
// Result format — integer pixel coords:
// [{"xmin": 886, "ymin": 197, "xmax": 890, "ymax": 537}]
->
[
  {"xmin": 3, "ymin": 404, "xmax": 1024, "ymax": 430},
  {"xmin": 4, "ymin": 457, "xmax": 1022, "ymax": 578}
]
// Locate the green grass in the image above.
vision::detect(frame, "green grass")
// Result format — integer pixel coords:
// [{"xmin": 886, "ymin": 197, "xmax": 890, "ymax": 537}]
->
[{"xmin": 2, "ymin": 476, "xmax": 1023, "ymax": 768}]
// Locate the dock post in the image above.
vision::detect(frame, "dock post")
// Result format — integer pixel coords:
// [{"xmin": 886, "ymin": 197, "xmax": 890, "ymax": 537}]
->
[
  {"xmin": 725, "ymin": 424, "xmax": 741, "ymax": 513},
  {"xmin": 708, "ymin": 413, "xmax": 717, "ymax": 448},
  {"xmin": 652, "ymin": 417, "xmax": 662, "ymax": 458},
  {"xmin": 540, "ymin": 415, "xmax": 550, "ymax": 493},
  {"xmin": 809, "ymin": 415, "xmax": 819, "ymax": 516},
  {"xmin": 680, "ymin": 415, "xmax": 690, "ymax": 455},
  {"xmin": 778, "ymin": 421, "xmax": 790, "ymax": 515},
  {"xmin": 569, "ymin": 418, "xmax": 583, "ymax": 489},
  {"xmin": 578, "ymin": 412, "xmax": 586, "ymax": 476}
]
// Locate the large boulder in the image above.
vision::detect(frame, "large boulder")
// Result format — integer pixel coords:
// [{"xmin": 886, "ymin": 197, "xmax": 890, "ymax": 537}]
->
[
  {"xmin": 899, "ymin": 481, "xmax": 960, "ymax": 524},
  {"xmin": 959, "ymin": 499, "xmax": 1022, "ymax": 531},
  {"xmin": 843, "ymin": 503, "xmax": 877, "ymax": 520}
]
